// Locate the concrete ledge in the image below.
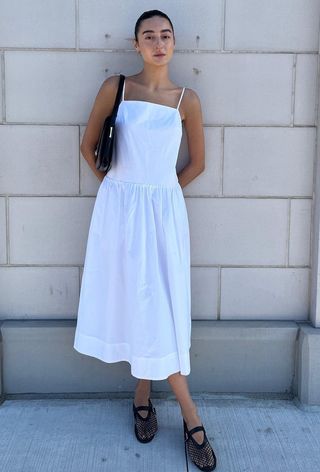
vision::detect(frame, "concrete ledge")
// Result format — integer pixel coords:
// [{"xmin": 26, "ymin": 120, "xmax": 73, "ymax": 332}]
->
[
  {"xmin": 296, "ymin": 322, "xmax": 320, "ymax": 405},
  {"xmin": 1, "ymin": 319, "xmax": 301, "ymax": 398},
  {"xmin": 158, "ymin": 320, "xmax": 298, "ymax": 394},
  {"xmin": 1, "ymin": 320, "xmax": 135, "ymax": 394}
]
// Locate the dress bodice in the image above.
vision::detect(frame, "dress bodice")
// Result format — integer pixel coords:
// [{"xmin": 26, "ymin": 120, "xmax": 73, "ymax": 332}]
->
[{"xmin": 106, "ymin": 80, "xmax": 185, "ymax": 187}]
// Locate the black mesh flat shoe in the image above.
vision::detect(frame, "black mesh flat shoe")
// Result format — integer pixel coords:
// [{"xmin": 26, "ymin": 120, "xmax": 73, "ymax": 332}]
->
[
  {"xmin": 132, "ymin": 398, "xmax": 158, "ymax": 443},
  {"xmin": 183, "ymin": 418, "xmax": 217, "ymax": 471}
]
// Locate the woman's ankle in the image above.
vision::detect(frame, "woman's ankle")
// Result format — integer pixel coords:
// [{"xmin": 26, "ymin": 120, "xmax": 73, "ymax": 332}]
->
[
  {"xmin": 134, "ymin": 380, "xmax": 151, "ymax": 403},
  {"xmin": 181, "ymin": 404, "xmax": 200, "ymax": 424}
]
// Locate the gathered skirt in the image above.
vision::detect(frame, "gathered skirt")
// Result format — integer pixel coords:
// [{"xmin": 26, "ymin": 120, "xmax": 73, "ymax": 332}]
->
[{"xmin": 73, "ymin": 175, "xmax": 191, "ymax": 380}]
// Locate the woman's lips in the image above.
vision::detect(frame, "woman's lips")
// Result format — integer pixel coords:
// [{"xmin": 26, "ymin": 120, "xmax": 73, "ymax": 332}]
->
[{"xmin": 154, "ymin": 53, "xmax": 165, "ymax": 57}]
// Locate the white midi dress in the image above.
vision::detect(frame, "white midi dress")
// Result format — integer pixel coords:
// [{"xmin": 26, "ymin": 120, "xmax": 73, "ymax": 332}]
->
[{"xmin": 73, "ymin": 78, "xmax": 191, "ymax": 380}]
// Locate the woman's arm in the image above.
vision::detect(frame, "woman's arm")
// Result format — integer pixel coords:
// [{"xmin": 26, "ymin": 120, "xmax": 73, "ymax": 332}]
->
[
  {"xmin": 80, "ymin": 75, "xmax": 120, "ymax": 182},
  {"xmin": 177, "ymin": 88, "xmax": 205, "ymax": 189}
]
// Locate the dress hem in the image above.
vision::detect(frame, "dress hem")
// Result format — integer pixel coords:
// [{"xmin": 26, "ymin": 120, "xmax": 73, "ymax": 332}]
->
[{"xmin": 74, "ymin": 331, "xmax": 191, "ymax": 381}]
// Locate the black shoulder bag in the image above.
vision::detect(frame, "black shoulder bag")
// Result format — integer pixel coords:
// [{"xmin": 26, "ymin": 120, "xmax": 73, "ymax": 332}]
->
[{"xmin": 95, "ymin": 74, "xmax": 125, "ymax": 172}]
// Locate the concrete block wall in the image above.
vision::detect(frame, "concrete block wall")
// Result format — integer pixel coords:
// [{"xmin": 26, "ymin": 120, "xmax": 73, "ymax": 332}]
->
[{"xmin": 0, "ymin": 0, "xmax": 319, "ymax": 323}]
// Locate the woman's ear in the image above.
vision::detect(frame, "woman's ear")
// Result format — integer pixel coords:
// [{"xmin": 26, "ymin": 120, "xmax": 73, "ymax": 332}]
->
[{"xmin": 133, "ymin": 39, "xmax": 140, "ymax": 54}]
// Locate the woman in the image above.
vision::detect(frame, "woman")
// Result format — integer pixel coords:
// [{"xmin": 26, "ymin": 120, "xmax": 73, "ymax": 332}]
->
[{"xmin": 74, "ymin": 9, "xmax": 217, "ymax": 471}]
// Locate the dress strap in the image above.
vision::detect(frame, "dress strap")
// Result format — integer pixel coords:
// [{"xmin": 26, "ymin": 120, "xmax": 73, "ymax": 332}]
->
[
  {"xmin": 122, "ymin": 78, "xmax": 126, "ymax": 101},
  {"xmin": 177, "ymin": 87, "xmax": 185, "ymax": 110}
]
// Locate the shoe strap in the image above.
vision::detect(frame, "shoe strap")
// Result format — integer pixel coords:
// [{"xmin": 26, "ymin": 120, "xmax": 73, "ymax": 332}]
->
[
  {"xmin": 187, "ymin": 425, "xmax": 205, "ymax": 437},
  {"xmin": 133, "ymin": 398, "xmax": 155, "ymax": 414},
  {"xmin": 135, "ymin": 405, "xmax": 150, "ymax": 412}
]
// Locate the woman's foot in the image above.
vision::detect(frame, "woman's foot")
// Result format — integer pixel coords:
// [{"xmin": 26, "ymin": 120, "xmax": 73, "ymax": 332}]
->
[
  {"xmin": 132, "ymin": 398, "xmax": 158, "ymax": 443},
  {"xmin": 183, "ymin": 406, "xmax": 216, "ymax": 471},
  {"xmin": 183, "ymin": 418, "xmax": 217, "ymax": 471}
]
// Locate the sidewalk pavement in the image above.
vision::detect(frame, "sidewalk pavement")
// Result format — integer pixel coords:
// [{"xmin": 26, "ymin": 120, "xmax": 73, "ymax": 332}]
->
[{"xmin": 1, "ymin": 393, "xmax": 320, "ymax": 472}]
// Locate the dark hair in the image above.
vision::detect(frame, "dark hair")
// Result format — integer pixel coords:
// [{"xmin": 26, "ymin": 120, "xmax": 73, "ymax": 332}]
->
[{"xmin": 134, "ymin": 10, "xmax": 175, "ymax": 41}]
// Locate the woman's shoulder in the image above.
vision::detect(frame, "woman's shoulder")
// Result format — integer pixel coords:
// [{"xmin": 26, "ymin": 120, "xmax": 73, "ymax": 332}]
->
[
  {"xmin": 99, "ymin": 74, "xmax": 123, "ymax": 94},
  {"xmin": 180, "ymin": 87, "xmax": 202, "ymax": 117},
  {"xmin": 92, "ymin": 74, "xmax": 124, "ymax": 112},
  {"xmin": 182, "ymin": 87, "xmax": 201, "ymax": 105}
]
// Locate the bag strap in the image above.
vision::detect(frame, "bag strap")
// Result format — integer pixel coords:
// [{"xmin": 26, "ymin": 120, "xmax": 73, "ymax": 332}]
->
[{"xmin": 110, "ymin": 74, "xmax": 125, "ymax": 122}]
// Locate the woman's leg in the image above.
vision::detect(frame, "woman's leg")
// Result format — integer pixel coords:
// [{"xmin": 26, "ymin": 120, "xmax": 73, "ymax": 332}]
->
[
  {"xmin": 167, "ymin": 372, "xmax": 204, "ymax": 444},
  {"xmin": 134, "ymin": 379, "xmax": 151, "ymax": 418}
]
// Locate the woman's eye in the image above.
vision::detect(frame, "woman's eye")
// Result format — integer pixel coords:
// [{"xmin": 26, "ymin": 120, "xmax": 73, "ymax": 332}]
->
[{"xmin": 145, "ymin": 35, "xmax": 171, "ymax": 40}]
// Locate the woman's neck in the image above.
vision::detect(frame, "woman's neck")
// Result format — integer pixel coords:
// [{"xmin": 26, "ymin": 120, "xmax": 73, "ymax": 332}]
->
[{"xmin": 135, "ymin": 66, "xmax": 172, "ymax": 91}]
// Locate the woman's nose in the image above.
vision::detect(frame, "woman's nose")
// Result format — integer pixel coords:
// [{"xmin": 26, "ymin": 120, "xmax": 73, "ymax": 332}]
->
[{"xmin": 154, "ymin": 37, "xmax": 164, "ymax": 46}]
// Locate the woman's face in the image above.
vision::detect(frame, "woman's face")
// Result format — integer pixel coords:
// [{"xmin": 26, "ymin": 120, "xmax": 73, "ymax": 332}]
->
[{"xmin": 134, "ymin": 16, "xmax": 175, "ymax": 66}]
